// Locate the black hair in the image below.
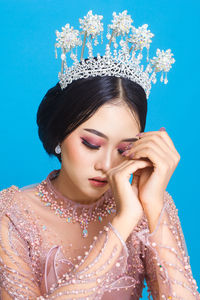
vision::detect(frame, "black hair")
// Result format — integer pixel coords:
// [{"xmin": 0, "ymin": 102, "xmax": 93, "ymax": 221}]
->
[{"xmin": 37, "ymin": 61, "xmax": 147, "ymax": 162}]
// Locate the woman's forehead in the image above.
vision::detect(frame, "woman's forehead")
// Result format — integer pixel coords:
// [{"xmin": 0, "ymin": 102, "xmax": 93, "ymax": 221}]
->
[
  {"xmin": 82, "ymin": 104, "xmax": 139, "ymax": 127},
  {"xmin": 74, "ymin": 104, "xmax": 140, "ymax": 139}
]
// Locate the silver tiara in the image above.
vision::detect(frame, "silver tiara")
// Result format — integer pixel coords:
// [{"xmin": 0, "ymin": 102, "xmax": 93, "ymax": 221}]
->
[{"xmin": 55, "ymin": 10, "xmax": 175, "ymax": 99}]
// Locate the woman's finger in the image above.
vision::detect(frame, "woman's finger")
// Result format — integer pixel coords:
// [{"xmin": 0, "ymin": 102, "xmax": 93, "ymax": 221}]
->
[
  {"xmin": 130, "ymin": 146, "xmax": 170, "ymax": 173},
  {"xmin": 123, "ymin": 134, "xmax": 179, "ymax": 167},
  {"xmin": 138, "ymin": 131, "xmax": 180, "ymax": 158},
  {"xmin": 106, "ymin": 158, "xmax": 152, "ymax": 182},
  {"xmin": 129, "ymin": 139, "xmax": 177, "ymax": 167}
]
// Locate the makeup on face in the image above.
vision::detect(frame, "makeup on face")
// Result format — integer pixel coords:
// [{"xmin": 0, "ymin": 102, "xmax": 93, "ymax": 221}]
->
[
  {"xmin": 80, "ymin": 136, "xmax": 135, "ymax": 154},
  {"xmin": 80, "ymin": 128, "xmax": 138, "ymax": 153},
  {"xmin": 80, "ymin": 136, "xmax": 105, "ymax": 148},
  {"xmin": 56, "ymin": 104, "xmax": 141, "ymax": 201},
  {"xmin": 83, "ymin": 128, "xmax": 139, "ymax": 143},
  {"xmin": 88, "ymin": 179, "xmax": 108, "ymax": 187}
]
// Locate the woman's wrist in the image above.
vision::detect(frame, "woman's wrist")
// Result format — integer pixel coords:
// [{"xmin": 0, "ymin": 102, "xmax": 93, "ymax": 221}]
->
[
  {"xmin": 143, "ymin": 198, "xmax": 164, "ymax": 233},
  {"xmin": 111, "ymin": 213, "xmax": 142, "ymax": 242}
]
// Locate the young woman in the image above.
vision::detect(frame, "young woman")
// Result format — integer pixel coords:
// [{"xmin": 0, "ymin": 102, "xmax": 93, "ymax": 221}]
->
[
  {"xmin": 0, "ymin": 9, "xmax": 199, "ymax": 299},
  {"xmin": 0, "ymin": 75, "xmax": 199, "ymax": 299}
]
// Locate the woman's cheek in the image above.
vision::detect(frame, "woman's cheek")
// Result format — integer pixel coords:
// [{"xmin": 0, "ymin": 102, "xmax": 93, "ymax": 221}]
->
[{"xmin": 62, "ymin": 137, "xmax": 91, "ymax": 165}]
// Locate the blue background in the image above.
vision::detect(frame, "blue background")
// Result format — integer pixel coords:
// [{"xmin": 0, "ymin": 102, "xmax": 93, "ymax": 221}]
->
[{"xmin": 1, "ymin": 0, "xmax": 200, "ymax": 297}]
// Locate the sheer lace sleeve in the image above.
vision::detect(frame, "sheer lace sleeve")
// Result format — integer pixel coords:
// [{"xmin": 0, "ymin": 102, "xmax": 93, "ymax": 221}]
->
[
  {"xmin": 0, "ymin": 187, "xmax": 132, "ymax": 299},
  {"xmin": 136, "ymin": 191, "xmax": 200, "ymax": 300},
  {"xmin": 0, "ymin": 186, "xmax": 41, "ymax": 299},
  {"xmin": 39, "ymin": 222, "xmax": 132, "ymax": 299}
]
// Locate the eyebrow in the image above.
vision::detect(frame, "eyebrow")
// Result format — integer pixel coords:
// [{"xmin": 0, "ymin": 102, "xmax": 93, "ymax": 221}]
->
[{"xmin": 83, "ymin": 128, "xmax": 138, "ymax": 142}]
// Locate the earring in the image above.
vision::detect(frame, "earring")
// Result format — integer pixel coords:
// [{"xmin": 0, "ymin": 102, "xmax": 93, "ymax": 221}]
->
[{"xmin": 55, "ymin": 144, "xmax": 61, "ymax": 154}]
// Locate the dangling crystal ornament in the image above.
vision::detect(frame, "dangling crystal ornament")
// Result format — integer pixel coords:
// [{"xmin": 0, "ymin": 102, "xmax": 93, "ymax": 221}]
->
[
  {"xmin": 36, "ymin": 171, "xmax": 117, "ymax": 238},
  {"xmin": 55, "ymin": 10, "xmax": 175, "ymax": 99}
]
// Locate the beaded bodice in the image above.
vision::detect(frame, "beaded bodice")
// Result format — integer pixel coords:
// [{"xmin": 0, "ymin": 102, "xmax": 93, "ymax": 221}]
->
[
  {"xmin": 0, "ymin": 170, "xmax": 199, "ymax": 299},
  {"xmin": 36, "ymin": 170, "xmax": 116, "ymax": 238}
]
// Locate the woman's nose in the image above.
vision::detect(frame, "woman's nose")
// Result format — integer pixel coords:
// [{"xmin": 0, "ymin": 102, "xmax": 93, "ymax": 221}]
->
[{"xmin": 94, "ymin": 152, "xmax": 113, "ymax": 173}]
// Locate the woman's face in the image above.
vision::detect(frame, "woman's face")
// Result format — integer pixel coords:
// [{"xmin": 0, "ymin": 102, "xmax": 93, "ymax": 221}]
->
[{"xmin": 58, "ymin": 102, "xmax": 141, "ymax": 203}]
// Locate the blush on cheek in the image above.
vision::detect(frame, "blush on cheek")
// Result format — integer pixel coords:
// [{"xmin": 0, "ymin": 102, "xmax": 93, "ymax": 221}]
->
[{"xmin": 62, "ymin": 136, "xmax": 90, "ymax": 164}]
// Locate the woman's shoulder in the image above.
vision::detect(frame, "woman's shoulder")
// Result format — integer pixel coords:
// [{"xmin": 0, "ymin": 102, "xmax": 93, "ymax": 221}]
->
[
  {"xmin": 0, "ymin": 183, "xmax": 40, "ymax": 216},
  {"xmin": 0, "ymin": 185, "xmax": 20, "ymax": 215},
  {"xmin": 0, "ymin": 182, "xmax": 39, "ymax": 198}
]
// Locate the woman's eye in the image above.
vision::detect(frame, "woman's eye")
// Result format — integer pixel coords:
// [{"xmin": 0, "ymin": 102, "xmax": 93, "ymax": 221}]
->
[
  {"xmin": 81, "ymin": 138, "xmax": 127, "ymax": 154},
  {"xmin": 81, "ymin": 138, "xmax": 100, "ymax": 150},
  {"xmin": 118, "ymin": 149, "xmax": 125, "ymax": 155}
]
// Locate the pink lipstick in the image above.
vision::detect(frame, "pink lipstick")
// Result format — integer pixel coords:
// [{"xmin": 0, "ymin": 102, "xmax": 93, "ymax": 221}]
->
[{"xmin": 89, "ymin": 177, "xmax": 108, "ymax": 187}]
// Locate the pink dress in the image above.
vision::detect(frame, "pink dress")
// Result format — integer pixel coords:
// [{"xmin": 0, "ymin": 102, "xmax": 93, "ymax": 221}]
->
[{"xmin": 0, "ymin": 169, "xmax": 199, "ymax": 299}]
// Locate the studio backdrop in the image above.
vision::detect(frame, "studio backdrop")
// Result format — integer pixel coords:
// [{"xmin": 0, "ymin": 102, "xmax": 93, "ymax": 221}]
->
[{"xmin": 0, "ymin": 0, "xmax": 200, "ymax": 296}]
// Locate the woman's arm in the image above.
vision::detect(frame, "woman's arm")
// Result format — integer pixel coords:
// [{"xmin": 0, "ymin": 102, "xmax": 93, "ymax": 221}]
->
[
  {"xmin": 0, "ymin": 215, "xmax": 41, "ymax": 299},
  {"xmin": 138, "ymin": 191, "xmax": 200, "ymax": 299},
  {"xmin": 0, "ymin": 187, "xmax": 41, "ymax": 299},
  {"xmin": 0, "ymin": 187, "xmax": 135, "ymax": 300}
]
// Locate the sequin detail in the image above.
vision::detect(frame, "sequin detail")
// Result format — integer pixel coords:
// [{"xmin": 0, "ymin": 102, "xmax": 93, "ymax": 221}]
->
[
  {"xmin": 0, "ymin": 170, "xmax": 199, "ymax": 299},
  {"xmin": 36, "ymin": 170, "xmax": 116, "ymax": 238}
]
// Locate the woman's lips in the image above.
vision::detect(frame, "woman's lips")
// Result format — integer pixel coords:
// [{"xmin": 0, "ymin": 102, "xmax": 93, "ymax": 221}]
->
[{"xmin": 88, "ymin": 179, "xmax": 108, "ymax": 187}]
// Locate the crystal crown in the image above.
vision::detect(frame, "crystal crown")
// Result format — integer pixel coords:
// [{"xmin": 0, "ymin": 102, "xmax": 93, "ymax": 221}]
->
[{"xmin": 55, "ymin": 10, "xmax": 175, "ymax": 99}]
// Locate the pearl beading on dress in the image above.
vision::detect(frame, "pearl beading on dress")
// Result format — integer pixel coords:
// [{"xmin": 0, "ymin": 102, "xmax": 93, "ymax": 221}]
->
[
  {"xmin": 38, "ymin": 223, "xmax": 130, "ymax": 299},
  {"xmin": 0, "ymin": 174, "xmax": 200, "ymax": 299}
]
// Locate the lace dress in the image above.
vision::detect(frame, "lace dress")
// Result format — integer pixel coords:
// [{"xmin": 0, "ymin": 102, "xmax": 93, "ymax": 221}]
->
[{"xmin": 0, "ymin": 169, "xmax": 199, "ymax": 299}]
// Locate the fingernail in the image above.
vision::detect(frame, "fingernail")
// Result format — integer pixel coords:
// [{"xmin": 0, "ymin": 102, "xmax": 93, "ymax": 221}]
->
[
  {"xmin": 124, "ymin": 143, "xmax": 133, "ymax": 150},
  {"xmin": 129, "ymin": 152, "xmax": 135, "ymax": 158},
  {"xmin": 159, "ymin": 127, "xmax": 166, "ymax": 131},
  {"xmin": 136, "ymin": 132, "xmax": 144, "ymax": 137}
]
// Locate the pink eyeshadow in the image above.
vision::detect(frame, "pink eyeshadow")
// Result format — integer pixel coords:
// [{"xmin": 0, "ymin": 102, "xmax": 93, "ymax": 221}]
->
[
  {"xmin": 118, "ymin": 142, "xmax": 132, "ymax": 149},
  {"xmin": 81, "ymin": 136, "xmax": 105, "ymax": 146},
  {"xmin": 81, "ymin": 137, "xmax": 132, "ymax": 149}
]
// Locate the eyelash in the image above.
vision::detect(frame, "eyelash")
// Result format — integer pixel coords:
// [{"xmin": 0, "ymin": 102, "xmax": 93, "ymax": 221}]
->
[{"xmin": 81, "ymin": 138, "xmax": 125, "ymax": 155}]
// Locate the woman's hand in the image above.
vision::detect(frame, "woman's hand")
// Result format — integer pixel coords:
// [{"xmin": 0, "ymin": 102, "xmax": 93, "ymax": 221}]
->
[
  {"xmin": 122, "ymin": 128, "xmax": 181, "ymax": 228},
  {"xmin": 105, "ymin": 157, "xmax": 153, "ymax": 239}
]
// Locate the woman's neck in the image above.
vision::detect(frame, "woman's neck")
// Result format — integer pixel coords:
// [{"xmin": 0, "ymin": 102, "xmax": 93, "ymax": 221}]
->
[{"xmin": 50, "ymin": 168, "xmax": 104, "ymax": 205}]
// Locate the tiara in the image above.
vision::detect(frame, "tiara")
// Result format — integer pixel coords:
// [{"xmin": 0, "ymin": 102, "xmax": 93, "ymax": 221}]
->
[{"xmin": 55, "ymin": 10, "xmax": 175, "ymax": 99}]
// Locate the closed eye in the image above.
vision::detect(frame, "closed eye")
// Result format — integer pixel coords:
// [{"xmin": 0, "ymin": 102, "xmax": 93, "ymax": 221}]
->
[
  {"xmin": 81, "ymin": 138, "xmax": 100, "ymax": 149},
  {"xmin": 118, "ymin": 149, "xmax": 125, "ymax": 155},
  {"xmin": 81, "ymin": 138, "xmax": 126, "ymax": 155}
]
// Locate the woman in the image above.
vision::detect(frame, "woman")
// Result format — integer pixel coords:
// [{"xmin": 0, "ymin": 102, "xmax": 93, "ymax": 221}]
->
[
  {"xmin": 0, "ymin": 75, "xmax": 199, "ymax": 299},
  {"xmin": 0, "ymin": 10, "xmax": 199, "ymax": 300}
]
